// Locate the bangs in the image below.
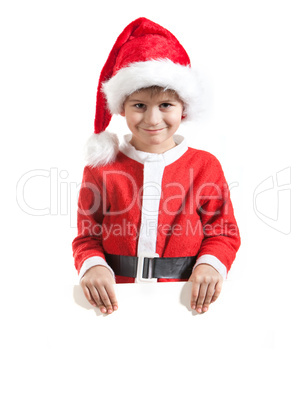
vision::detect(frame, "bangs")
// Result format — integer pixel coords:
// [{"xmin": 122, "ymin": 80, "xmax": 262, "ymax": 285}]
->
[{"xmin": 133, "ymin": 85, "xmax": 180, "ymax": 99}]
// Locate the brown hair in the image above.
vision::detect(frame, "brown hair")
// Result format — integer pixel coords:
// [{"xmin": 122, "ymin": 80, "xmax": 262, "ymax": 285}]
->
[{"xmin": 133, "ymin": 85, "xmax": 179, "ymax": 99}]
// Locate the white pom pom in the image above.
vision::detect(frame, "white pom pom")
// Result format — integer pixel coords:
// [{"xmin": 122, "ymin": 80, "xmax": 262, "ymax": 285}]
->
[{"xmin": 84, "ymin": 131, "xmax": 119, "ymax": 167}]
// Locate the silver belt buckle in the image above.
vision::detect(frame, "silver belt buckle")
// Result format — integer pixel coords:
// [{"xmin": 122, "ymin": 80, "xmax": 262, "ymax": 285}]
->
[{"xmin": 135, "ymin": 252, "xmax": 159, "ymax": 283}]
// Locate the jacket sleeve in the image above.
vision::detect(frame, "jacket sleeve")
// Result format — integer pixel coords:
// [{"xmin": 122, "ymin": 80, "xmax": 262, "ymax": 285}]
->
[
  {"xmin": 194, "ymin": 157, "xmax": 241, "ymax": 279},
  {"xmin": 72, "ymin": 166, "xmax": 113, "ymax": 279}
]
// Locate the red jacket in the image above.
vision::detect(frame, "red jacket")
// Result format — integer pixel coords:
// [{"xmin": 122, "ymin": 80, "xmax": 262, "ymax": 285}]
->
[{"xmin": 72, "ymin": 135, "xmax": 240, "ymax": 282}]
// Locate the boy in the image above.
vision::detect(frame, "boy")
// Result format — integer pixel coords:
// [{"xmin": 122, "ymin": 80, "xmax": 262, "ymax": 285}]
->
[{"xmin": 72, "ymin": 17, "xmax": 241, "ymax": 315}]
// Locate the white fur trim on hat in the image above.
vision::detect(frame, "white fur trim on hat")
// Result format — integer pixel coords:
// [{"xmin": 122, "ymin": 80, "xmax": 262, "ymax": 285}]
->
[
  {"xmin": 102, "ymin": 59, "xmax": 205, "ymax": 122},
  {"xmin": 84, "ymin": 131, "xmax": 119, "ymax": 167}
]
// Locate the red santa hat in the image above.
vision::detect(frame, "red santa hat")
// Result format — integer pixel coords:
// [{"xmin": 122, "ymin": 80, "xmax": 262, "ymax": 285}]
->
[{"xmin": 86, "ymin": 17, "xmax": 204, "ymax": 167}]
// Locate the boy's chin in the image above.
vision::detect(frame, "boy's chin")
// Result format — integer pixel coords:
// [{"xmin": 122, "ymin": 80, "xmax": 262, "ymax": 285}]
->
[
  {"xmin": 130, "ymin": 133, "xmax": 176, "ymax": 153},
  {"xmin": 146, "ymin": 139, "xmax": 176, "ymax": 153}
]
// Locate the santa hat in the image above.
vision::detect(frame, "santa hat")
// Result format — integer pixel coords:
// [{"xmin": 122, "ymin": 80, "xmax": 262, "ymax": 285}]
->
[{"xmin": 86, "ymin": 17, "xmax": 204, "ymax": 167}]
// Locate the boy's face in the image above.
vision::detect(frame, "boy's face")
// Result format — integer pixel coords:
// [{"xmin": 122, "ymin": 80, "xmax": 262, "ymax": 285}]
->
[{"xmin": 120, "ymin": 89, "xmax": 184, "ymax": 153}]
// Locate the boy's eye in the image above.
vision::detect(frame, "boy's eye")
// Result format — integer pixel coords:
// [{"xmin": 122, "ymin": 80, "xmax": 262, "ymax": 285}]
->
[
  {"xmin": 160, "ymin": 103, "xmax": 172, "ymax": 109},
  {"xmin": 134, "ymin": 103, "xmax": 145, "ymax": 109}
]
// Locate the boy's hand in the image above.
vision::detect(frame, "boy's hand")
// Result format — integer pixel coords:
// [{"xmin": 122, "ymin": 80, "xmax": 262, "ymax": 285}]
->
[
  {"xmin": 80, "ymin": 265, "xmax": 118, "ymax": 314},
  {"xmin": 188, "ymin": 264, "xmax": 223, "ymax": 314}
]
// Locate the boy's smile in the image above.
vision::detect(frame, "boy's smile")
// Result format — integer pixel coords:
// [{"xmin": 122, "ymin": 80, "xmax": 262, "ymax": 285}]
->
[{"xmin": 120, "ymin": 89, "xmax": 184, "ymax": 153}]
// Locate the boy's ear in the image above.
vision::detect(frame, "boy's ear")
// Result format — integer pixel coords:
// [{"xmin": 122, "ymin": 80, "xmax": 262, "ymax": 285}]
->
[
  {"xmin": 181, "ymin": 103, "xmax": 186, "ymax": 120},
  {"xmin": 120, "ymin": 110, "xmax": 125, "ymax": 117}
]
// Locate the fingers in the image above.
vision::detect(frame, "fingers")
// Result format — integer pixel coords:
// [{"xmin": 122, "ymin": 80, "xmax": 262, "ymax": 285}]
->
[
  {"xmin": 83, "ymin": 283, "xmax": 118, "ymax": 314},
  {"xmin": 211, "ymin": 281, "xmax": 222, "ymax": 303},
  {"xmin": 190, "ymin": 280, "xmax": 223, "ymax": 314},
  {"xmin": 80, "ymin": 266, "xmax": 118, "ymax": 315},
  {"xmin": 82, "ymin": 283, "xmax": 97, "ymax": 307},
  {"xmin": 189, "ymin": 264, "xmax": 223, "ymax": 314},
  {"xmin": 91, "ymin": 286, "xmax": 114, "ymax": 314},
  {"xmin": 202, "ymin": 282, "xmax": 216, "ymax": 312},
  {"xmin": 190, "ymin": 282, "xmax": 200, "ymax": 311},
  {"xmin": 192, "ymin": 281, "xmax": 210, "ymax": 313},
  {"xmin": 104, "ymin": 283, "xmax": 118, "ymax": 313}
]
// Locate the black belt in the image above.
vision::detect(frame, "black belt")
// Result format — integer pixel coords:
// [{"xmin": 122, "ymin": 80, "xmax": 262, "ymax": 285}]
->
[{"xmin": 105, "ymin": 253, "xmax": 196, "ymax": 280}]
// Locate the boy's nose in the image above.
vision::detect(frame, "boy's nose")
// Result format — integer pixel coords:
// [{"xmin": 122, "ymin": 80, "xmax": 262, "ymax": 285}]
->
[{"xmin": 144, "ymin": 107, "xmax": 161, "ymax": 126}]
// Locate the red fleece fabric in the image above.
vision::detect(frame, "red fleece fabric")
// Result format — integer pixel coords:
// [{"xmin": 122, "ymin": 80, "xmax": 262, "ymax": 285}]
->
[{"xmin": 72, "ymin": 147, "xmax": 241, "ymax": 282}]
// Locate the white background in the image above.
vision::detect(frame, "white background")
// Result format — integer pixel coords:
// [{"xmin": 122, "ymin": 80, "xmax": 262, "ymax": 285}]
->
[{"xmin": 1, "ymin": 1, "xmax": 306, "ymax": 400}]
